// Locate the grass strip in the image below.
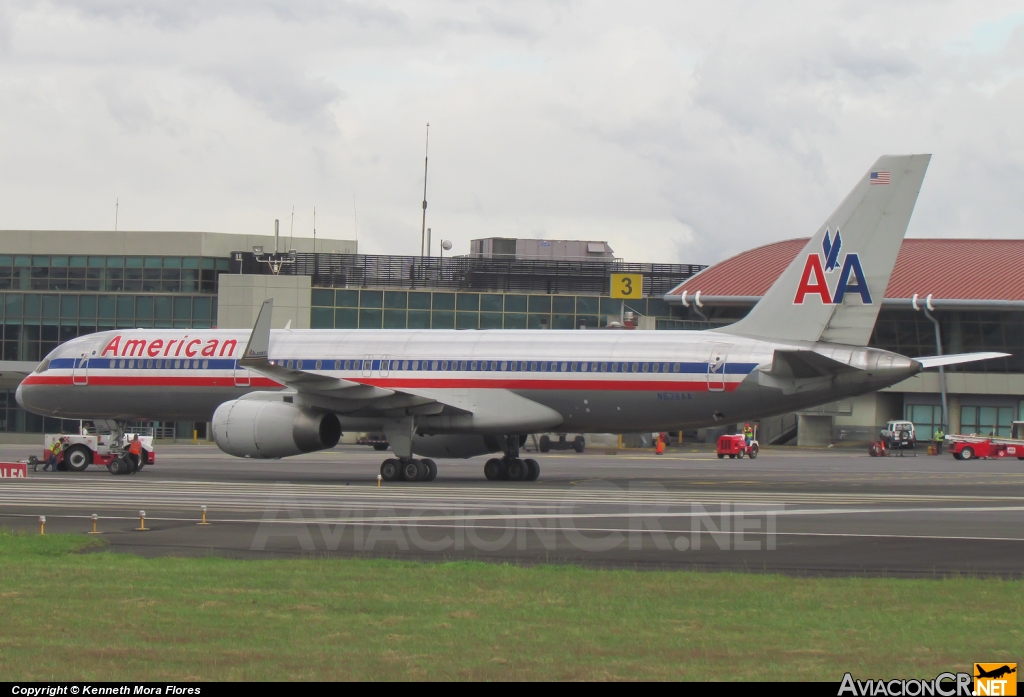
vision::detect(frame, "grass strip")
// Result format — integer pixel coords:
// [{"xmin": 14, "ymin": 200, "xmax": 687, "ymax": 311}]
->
[{"xmin": 0, "ymin": 531, "xmax": 1020, "ymax": 680}]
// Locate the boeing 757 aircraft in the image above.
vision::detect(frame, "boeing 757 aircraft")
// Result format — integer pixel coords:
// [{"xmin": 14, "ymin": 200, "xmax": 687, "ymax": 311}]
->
[{"xmin": 16, "ymin": 154, "xmax": 1006, "ymax": 481}]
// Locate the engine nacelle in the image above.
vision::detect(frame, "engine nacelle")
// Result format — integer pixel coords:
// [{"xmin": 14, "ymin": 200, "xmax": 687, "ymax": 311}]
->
[
  {"xmin": 412, "ymin": 434, "xmax": 502, "ymax": 459},
  {"xmin": 212, "ymin": 398, "xmax": 341, "ymax": 459}
]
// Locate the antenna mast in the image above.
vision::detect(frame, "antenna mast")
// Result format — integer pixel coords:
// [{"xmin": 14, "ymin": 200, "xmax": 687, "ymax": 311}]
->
[
  {"xmin": 114, "ymin": 198, "xmax": 119, "ymax": 231},
  {"xmin": 312, "ymin": 206, "xmax": 316, "ymax": 253},
  {"xmin": 420, "ymin": 122, "xmax": 429, "ymax": 257}
]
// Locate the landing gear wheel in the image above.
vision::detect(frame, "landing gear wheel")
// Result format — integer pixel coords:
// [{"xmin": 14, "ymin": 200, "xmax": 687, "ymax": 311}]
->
[
  {"xmin": 421, "ymin": 459, "xmax": 438, "ymax": 482},
  {"xmin": 573, "ymin": 436, "xmax": 585, "ymax": 453},
  {"xmin": 749, "ymin": 444, "xmax": 759, "ymax": 459},
  {"xmin": 401, "ymin": 459, "xmax": 425, "ymax": 482},
  {"xmin": 960, "ymin": 447, "xmax": 975, "ymax": 461},
  {"xmin": 380, "ymin": 459, "xmax": 400, "ymax": 482},
  {"xmin": 108, "ymin": 457, "xmax": 129, "ymax": 475},
  {"xmin": 524, "ymin": 458, "xmax": 540, "ymax": 481},
  {"xmin": 484, "ymin": 458, "xmax": 503, "ymax": 481},
  {"xmin": 64, "ymin": 445, "xmax": 92, "ymax": 472},
  {"xmin": 539, "ymin": 435, "xmax": 551, "ymax": 453},
  {"xmin": 507, "ymin": 458, "xmax": 527, "ymax": 481}
]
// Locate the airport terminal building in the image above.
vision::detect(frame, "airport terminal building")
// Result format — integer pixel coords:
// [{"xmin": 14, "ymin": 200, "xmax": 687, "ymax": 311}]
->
[{"xmin": 1, "ymin": 229, "xmax": 1021, "ymax": 445}]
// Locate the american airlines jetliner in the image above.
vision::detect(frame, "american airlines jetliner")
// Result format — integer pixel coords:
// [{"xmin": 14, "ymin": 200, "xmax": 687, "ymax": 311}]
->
[{"xmin": 16, "ymin": 154, "xmax": 1006, "ymax": 481}]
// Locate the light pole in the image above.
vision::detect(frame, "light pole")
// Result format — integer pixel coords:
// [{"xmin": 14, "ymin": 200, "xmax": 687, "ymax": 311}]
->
[
  {"xmin": 420, "ymin": 123, "xmax": 430, "ymax": 257},
  {"xmin": 912, "ymin": 293, "xmax": 948, "ymax": 434}
]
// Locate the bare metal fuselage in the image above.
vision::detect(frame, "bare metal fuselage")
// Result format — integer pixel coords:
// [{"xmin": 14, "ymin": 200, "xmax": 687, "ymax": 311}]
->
[{"xmin": 17, "ymin": 327, "xmax": 919, "ymax": 433}]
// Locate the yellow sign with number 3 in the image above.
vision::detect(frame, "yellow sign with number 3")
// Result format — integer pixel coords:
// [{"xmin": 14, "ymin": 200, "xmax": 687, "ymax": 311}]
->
[{"xmin": 610, "ymin": 273, "xmax": 643, "ymax": 298}]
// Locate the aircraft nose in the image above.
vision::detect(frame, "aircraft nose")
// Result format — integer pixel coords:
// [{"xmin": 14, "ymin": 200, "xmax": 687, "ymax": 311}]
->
[{"xmin": 15, "ymin": 381, "xmax": 27, "ymax": 409}]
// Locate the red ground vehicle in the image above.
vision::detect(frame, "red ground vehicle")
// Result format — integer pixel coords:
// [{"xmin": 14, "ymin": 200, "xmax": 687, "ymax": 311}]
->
[
  {"xmin": 717, "ymin": 432, "xmax": 759, "ymax": 459},
  {"xmin": 946, "ymin": 422, "xmax": 1024, "ymax": 461}
]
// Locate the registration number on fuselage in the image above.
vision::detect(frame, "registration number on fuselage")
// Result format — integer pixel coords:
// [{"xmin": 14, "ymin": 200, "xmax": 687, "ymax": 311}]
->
[{"xmin": 657, "ymin": 392, "xmax": 694, "ymax": 401}]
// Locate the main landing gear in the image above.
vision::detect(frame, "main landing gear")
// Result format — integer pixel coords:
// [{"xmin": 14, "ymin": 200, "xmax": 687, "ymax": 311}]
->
[
  {"xmin": 380, "ymin": 458, "xmax": 437, "ymax": 482},
  {"xmin": 484, "ymin": 434, "xmax": 540, "ymax": 482},
  {"xmin": 483, "ymin": 457, "xmax": 539, "ymax": 481}
]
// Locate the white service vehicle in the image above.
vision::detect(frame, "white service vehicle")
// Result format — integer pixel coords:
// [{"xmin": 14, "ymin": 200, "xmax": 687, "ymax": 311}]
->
[{"xmin": 44, "ymin": 431, "xmax": 155, "ymax": 473}]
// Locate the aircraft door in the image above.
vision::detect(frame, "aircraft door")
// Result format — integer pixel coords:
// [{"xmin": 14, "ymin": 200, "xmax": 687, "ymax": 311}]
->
[
  {"xmin": 233, "ymin": 360, "xmax": 251, "ymax": 387},
  {"xmin": 72, "ymin": 353, "xmax": 89, "ymax": 386},
  {"xmin": 707, "ymin": 344, "xmax": 729, "ymax": 392}
]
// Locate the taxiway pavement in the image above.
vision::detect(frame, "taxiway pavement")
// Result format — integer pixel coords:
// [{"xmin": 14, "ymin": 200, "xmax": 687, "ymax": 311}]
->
[{"xmin": 2, "ymin": 444, "xmax": 1022, "ymax": 577}]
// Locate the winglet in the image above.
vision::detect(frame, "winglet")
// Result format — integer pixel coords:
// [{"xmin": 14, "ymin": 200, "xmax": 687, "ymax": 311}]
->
[{"xmin": 240, "ymin": 299, "xmax": 273, "ymax": 365}]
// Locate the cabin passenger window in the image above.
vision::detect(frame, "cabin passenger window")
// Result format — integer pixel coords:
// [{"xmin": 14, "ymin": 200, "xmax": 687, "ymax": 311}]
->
[{"xmin": 471, "ymin": 361, "xmax": 478, "ymax": 370}]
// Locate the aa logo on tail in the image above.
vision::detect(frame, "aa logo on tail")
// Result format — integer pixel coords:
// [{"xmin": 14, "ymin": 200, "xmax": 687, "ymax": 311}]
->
[{"xmin": 794, "ymin": 229, "xmax": 873, "ymax": 305}]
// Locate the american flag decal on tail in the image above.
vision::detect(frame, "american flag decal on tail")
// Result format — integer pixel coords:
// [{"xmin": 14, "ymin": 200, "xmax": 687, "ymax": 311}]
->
[{"xmin": 870, "ymin": 171, "xmax": 890, "ymax": 185}]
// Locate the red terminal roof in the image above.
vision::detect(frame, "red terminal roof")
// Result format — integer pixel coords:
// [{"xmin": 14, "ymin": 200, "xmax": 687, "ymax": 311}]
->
[{"xmin": 668, "ymin": 238, "xmax": 1024, "ymax": 301}]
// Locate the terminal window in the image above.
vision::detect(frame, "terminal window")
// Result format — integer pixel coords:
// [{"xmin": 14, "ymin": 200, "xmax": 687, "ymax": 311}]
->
[{"xmin": 960, "ymin": 406, "xmax": 1014, "ymax": 438}]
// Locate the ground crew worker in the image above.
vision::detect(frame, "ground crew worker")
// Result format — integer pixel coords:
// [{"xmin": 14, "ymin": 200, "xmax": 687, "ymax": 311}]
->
[
  {"xmin": 655, "ymin": 432, "xmax": 666, "ymax": 455},
  {"xmin": 743, "ymin": 423, "xmax": 754, "ymax": 447},
  {"xmin": 128, "ymin": 434, "xmax": 143, "ymax": 472},
  {"xmin": 43, "ymin": 439, "xmax": 61, "ymax": 472},
  {"xmin": 933, "ymin": 427, "xmax": 944, "ymax": 454}
]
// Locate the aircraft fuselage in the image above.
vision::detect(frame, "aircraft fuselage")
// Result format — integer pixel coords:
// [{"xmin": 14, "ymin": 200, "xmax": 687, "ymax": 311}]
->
[{"xmin": 17, "ymin": 327, "xmax": 920, "ymax": 433}]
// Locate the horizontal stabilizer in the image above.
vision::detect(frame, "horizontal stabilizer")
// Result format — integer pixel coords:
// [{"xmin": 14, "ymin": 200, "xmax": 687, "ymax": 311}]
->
[{"xmin": 916, "ymin": 352, "xmax": 1009, "ymax": 369}]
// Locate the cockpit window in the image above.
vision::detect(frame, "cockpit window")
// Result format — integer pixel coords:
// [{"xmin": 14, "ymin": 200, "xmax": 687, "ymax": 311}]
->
[{"xmin": 34, "ymin": 359, "xmax": 50, "ymax": 374}]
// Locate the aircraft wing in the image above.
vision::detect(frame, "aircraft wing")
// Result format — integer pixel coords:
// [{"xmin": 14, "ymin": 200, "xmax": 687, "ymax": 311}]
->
[
  {"xmin": 237, "ymin": 299, "xmax": 444, "ymax": 415},
  {"xmin": 915, "ymin": 352, "xmax": 1009, "ymax": 369}
]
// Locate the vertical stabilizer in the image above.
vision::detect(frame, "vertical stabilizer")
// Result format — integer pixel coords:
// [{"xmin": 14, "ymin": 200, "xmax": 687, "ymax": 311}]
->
[{"xmin": 717, "ymin": 154, "xmax": 930, "ymax": 346}]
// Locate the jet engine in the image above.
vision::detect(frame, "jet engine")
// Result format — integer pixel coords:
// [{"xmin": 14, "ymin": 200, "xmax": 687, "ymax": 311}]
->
[
  {"xmin": 212, "ymin": 398, "xmax": 341, "ymax": 459},
  {"xmin": 412, "ymin": 434, "xmax": 502, "ymax": 459}
]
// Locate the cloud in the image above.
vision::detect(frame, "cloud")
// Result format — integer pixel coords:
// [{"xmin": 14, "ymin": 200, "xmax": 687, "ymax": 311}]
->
[{"xmin": 0, "ymin": 1, "xmax": 1022, "ymax": 264}]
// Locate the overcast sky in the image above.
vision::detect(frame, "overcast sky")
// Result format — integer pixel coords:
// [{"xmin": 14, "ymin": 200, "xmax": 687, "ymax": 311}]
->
[{"xmin": 0, "ymin": 1, "xmax": 1021, "ymax": 264}]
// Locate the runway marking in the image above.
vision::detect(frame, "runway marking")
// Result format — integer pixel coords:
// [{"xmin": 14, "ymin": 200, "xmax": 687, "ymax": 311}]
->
[
  {"xmin": 4, "ymin": 501, "xmax": 1024, "ymax": 521},
  {"xmin": 5, "ymin": 511, "xmax": 1024, "ymax": 545},
  {"xmin": 4, "ymin": 478, "xmax": 1024, "ymax": 501}
]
